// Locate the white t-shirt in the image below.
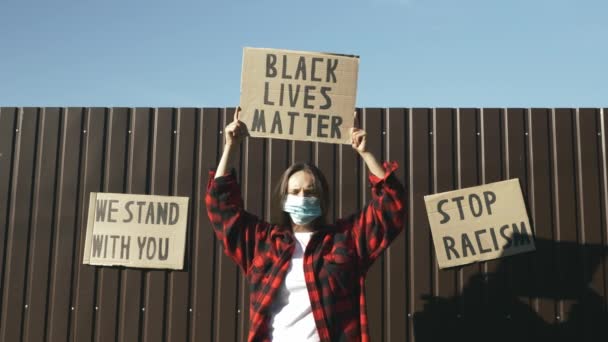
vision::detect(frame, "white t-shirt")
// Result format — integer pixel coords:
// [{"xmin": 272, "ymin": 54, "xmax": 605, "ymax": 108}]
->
[{"xmin": 269, "ymin": 232, "xmax": 320, "ymax": 342}]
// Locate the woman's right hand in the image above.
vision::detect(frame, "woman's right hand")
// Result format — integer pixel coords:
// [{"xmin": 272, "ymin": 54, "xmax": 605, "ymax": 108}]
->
[
  {"xmin": 224, "ymin": 107, "xmax": 248, "ymax": 147},
  {"xmin": 215, "ymin": 107, "xmax": 247, "ymax": 178}
]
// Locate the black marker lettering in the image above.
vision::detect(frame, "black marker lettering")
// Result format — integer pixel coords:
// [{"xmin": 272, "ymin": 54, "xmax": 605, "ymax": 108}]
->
[
  {"xmin": 96, "ymin": 199, "xmax": 108, "ymax": 222},
  {"xmin": 288, "ymin": 84, "xmax": 300, "ymax": 107},
  {"xmin": 121, "ymin": 236, "xmax": 130, "ymax": 259},
  {"xmin": 303, "ymin": 85, "xmax": 315, "ymax": 109},
  {"xmin": 157, "ymin": 202, "xmax": 168, "ymax": 225},
  {"xmin": 124, "ymin": 201, "xmax": 134, "ymax": 223},
  {"xmin": 288, "ymin": 112, "xmax": 299, "ymax": 135},
  {"xmin": 266, "ymin": 54, "xmax": 277, "ymax": 77},
  {"xmin": 330, "ymin": 116, "xmax": 342, "ymax": 139},
  {"xmin": 137, "ymin": 236, "xmax": 147, "ymax": 259},
  {"xmin": 251, "ymin": 109, "xmax": 266, "ymax": 132},
  {"xmin": 461, "ymin": 234, "xmax": 476, "ymax": 257},
  {"xmin": 158, "ymin": 238, "xmax": 169, "ymax": 260},
  {"xmin": 452, "ymin": 196, "xmax": 466, "ymax": 220},
  {"xmin": 281, "ymin": 54, "xmax": 292, "ymax": 79},
  {"xmin": 146, "ymin": 237, "xmax": 157, "ymax": 260},
  {"xmin": 474, "ymin": 229, "xmax": 492, "ymax": 253},
  {"xmin": 320, "ymin": 87, "xmax": 332, "ymax": 110},
  {"xmin": 304, "ymin": 113, "xmax": 316, "ymax": 136},
  {"xmin": 311, "ymin": 57, "xmax": 322, "ymax": 81},
  {"xmin": 263, "ymin": 81, "xmax": 274, "ymax": 105},
  {"xmin": 295, "ymin": 56, "xmax": 307, "ymax": 80},
  {"xmin": 326, "ymin": 59, "xmax": 338, "ymax": 83},
  {"xmin": 271, "ymin": 111, "xmax": 283, "ymax": 134},
  {"xmin": 443, "ymin": 236, "xmax": 459, "ymax": 260},
  {"xmin": 438, "ymin": 199, "xmax": 450, "ymax": 224},
  {"xmin": 317, "ymin": 114, "xmax": 329, "ymax": 138},
  {"xmin": 483, "ymin": 191, "xmax": 496, "ymax": 215},
  {"xmin": 169, "ymin": 203, "xmax": 179, "ymax": 225},
  {"xmin": 469, "ymin": 194, "xmax": 483, "ymax": 217}
]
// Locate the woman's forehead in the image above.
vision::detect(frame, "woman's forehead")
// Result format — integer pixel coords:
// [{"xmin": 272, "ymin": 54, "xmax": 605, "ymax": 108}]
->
[{"xmin": 288, "ymin": 170, "xmax": 315, "ymax": 189}]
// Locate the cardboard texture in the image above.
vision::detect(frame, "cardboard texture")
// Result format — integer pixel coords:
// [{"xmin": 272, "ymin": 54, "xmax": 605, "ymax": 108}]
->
[
  {"xmin": 83, "ymin": 192, "xmax": 189, "ymax": 270},
  {"xmin": 424, "ymin": 179, "xmax": 535, "ymax": 269},
  {"xmin": 239, "ymin": 47, "xmax": 359, "ymax": 144}
]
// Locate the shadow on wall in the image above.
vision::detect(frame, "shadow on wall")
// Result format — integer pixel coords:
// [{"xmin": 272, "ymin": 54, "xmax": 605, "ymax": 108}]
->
[{"xmin": 413, "ymin": 236, "xmax": 608, "ymax": 342}]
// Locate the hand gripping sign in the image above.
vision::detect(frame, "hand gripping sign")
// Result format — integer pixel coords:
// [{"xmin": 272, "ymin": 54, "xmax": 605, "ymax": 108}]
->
[{"xmin": 239, "ymin": 47, "xmax": 359, "ymax": 144}]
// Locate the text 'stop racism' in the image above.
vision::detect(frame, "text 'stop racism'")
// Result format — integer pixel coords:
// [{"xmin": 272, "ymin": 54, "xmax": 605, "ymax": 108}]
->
[{"xmin": 424, "ymin": 179, "xmax": 535, "ymax": 268}]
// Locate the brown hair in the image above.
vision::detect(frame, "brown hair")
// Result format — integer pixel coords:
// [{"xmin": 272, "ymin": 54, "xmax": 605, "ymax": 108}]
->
[{"xmin": 270, "ymin": 163, "xmax": 330, "ymax": 228}]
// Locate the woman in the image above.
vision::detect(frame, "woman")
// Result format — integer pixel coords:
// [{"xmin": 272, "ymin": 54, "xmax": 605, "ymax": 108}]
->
[{"xmin": 206, "ymin": 108, "xmax": 406, "ymax": 342}]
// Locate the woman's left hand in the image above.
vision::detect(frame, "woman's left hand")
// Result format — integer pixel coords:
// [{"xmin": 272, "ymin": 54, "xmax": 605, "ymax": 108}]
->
[
  {"xmin": 351, "ymin": 127, "xmax": 367, "ymax": 154},
  {"xmin": 351, "ymin": 111, "xmax": 385, "ymax": 178},
  {"xmin": 351, "ymin": 111, "xmax": 367, "ymax": 154}
]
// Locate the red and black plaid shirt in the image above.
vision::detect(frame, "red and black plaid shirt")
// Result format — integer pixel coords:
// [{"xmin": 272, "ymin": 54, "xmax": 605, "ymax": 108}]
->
[{"xmin": 206, "ymin": 161, "xmax": 406, "ymax": 342}]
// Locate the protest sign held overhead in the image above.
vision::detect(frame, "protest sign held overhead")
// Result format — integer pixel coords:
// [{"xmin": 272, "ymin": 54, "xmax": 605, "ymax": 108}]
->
[
  {"xmin": 424, "ymin": 179, "xmax": 535, "ymax": 269},
  {"xmin": 239, "ymin": 47, "xmax": 359, "ymax": 144},
  {"xmin": 83, "ymin": 192, "xmax": 189, "ymax": 270}
]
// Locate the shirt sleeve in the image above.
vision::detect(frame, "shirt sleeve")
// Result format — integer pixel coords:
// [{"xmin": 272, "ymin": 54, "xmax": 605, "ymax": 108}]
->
[
  {"xmin": 338, "ymin": 161, "xmax": 406, "ymax": 271},
  {"xmin": 205, "ymin": 168, "xmax": 271, "ymax": 274}
]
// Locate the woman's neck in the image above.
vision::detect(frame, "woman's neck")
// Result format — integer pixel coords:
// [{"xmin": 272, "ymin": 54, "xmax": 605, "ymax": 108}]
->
[{"xmin": 292, "ymin": 224, "xmax": 314, "ymax": 233}]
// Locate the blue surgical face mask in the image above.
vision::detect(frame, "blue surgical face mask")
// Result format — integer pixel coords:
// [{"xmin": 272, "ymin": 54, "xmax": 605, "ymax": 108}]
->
[{"xmin": 283, "ymin": 194, "xmax": 321, "ymax": 225}]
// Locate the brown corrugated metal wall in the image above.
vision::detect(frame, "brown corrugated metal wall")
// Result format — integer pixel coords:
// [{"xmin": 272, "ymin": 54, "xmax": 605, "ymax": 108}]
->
[{"xmin": 0, "ymin": 107, "xmax": 606, "ymax": 342}]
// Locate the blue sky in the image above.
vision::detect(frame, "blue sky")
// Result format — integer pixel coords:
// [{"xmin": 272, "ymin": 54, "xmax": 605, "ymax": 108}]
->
[{"xmin": 1, "ymin": 0, "xmax": 606, "ymax": 107}]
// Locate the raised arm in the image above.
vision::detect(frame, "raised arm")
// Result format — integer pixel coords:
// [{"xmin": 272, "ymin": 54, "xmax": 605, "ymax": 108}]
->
[
  {"xmin": 215, "ymin": 107, "xmax": 245, "ymax": 178},
  {"xmin": 206, "ymin": 107, "xmax": 268, "ymax": 274},
  {"xmin": 342, "ymin": 123, "xmax": 406, "ymax": 270}
]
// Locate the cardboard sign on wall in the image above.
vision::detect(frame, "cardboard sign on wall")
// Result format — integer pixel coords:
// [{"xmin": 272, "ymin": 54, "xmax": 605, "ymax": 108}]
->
[
  {"xmin": 239, "ymin": 47, "xmax": 359, "ymax": 144},
  {"xmin": 83, "ymin": 192, "xmax": 189, "ymax": 270},
  {"xmin": 424, "ymin": 179, "xmax": 535, "ymax": 269}
]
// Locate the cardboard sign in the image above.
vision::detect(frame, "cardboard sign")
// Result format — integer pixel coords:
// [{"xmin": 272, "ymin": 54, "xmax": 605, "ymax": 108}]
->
[
  {"xmin": 424, "ymin": 179, "xmax": 535, "ymax": 269},
  {"xmin": 239, "ymin": 47, "xmax": 359, "ymax": 144},
  {"xmin": 83, "ymin": 192, "xmax": 189, "ymax": 270}
]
